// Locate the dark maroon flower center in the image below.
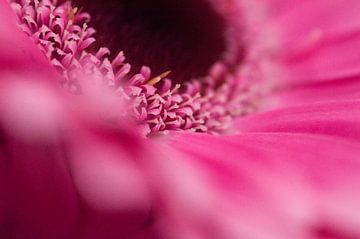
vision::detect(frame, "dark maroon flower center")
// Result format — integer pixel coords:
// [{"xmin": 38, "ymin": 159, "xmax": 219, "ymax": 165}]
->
[{"xmin": 73, "ymin": 0, "xmax": 227, "ymax": 83}]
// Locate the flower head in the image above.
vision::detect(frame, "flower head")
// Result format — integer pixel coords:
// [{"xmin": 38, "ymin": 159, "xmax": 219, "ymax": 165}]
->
[{"xmin": 2, "ymin": 0, "xmax": 360, "ymax": 238}]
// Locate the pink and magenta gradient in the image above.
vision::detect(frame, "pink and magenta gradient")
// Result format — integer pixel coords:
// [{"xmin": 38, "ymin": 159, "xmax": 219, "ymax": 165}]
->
[{"xmin": 1, "ymin": 0, "xmax": 360, "ymax": 238}]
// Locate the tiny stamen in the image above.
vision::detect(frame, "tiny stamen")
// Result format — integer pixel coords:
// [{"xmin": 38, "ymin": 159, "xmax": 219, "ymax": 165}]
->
[
  {"xmin": 147, "ymin": 70, "xmax": 171, "ymax": 86},
  {"xmin": 65, "ymin": 2, "xmax": 76, "ymax": 23}
]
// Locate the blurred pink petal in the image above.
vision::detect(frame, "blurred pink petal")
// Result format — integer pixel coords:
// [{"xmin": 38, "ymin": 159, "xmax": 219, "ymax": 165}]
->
[
  {"xmin": 0, "ymin": 74, "xmax": 154, "ymax": 238},
  {"xmin": 0, "ymin": 0, "xmax": 55, "ymax": 77},
  {"xmin": 0, "ymin": 77, "xmax": 78, "ymax": 238},
  {"xmin": 68, "ymin": 124, "xmax": 152, "ymax": 239}
]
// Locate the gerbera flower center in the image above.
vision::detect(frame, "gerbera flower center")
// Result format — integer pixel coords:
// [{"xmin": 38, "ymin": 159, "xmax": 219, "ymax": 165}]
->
[
  {"xmin": 73, "ymin": 0, "xmax": 227, "ymax": 84},
  {"xmin": 11, "ymin": 0, "xmax": 269, "ymax": 134}
]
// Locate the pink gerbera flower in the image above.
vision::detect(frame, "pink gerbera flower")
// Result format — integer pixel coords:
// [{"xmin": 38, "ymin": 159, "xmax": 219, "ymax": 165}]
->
[{"xmin": 1, "ymin": 0, "xmax": 360, "ymax": 238}]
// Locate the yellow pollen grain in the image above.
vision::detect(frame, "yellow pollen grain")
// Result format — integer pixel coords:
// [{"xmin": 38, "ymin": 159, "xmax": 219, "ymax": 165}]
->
[
  {"xmin": 65, "ymin": 2, "xmax": 77, "ymax": 23},
  {"xmin": 147, "ymin": 70, "xmax": 171, "ymax": 85}
]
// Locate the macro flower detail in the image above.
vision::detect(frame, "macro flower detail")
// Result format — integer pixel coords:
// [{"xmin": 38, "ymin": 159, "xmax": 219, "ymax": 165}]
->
[
  {"xmin": 9, "ymin": 0, "xmax": 271, "ymax": 134},
  {"xmin": 2, "ymin": 0, "xmax": 360, "ymax": 239}
]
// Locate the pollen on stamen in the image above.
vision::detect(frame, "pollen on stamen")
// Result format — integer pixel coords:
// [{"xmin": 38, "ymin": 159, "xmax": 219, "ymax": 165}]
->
[{"xmin": 147, "ymin": 70, "xmax": 172, "ymax": 86}]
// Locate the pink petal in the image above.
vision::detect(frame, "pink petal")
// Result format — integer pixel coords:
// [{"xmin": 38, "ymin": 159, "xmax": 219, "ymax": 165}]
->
[
  {"xmin": 0, "ymin": 78, "xmax": 79, "ymax": 239},
  {"xmin": 0, "ymin": 6, "xmax": 152, "ymax": 234},
  {"xmin": 0, "ymin": 3, "xmax": 81, "ymax": 236},
  {"xmin": 284, "ymin": 32, "xmax": 360, "ymax": 83},
  {"xmin": 261, "ymin": 0, "xmax": 304, "ymax": 16},
  {"xmin": 68, "ymin": 127, "xmax": 152, "ymax": 239},
  {"xmin": 275, "ymin": 75, "xmax": 360, "ymax": 106},
  {"xmin": 264, "ymin": 0, "xmax": 360, "ymax": 84},
  {"xmin": 273, "ymin": 0, "xmax": 360, "ymax": 50},
  {"xmin": 0, "ymin": 74, "xmax": 152, "ymax": 238},
  {"xmin": 235, "ymin": 100, "xmax": 360, "ymax": 140},
  {"xmin": 166, "ymin": 131, "xmax": 360, "ymax": 238}
]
